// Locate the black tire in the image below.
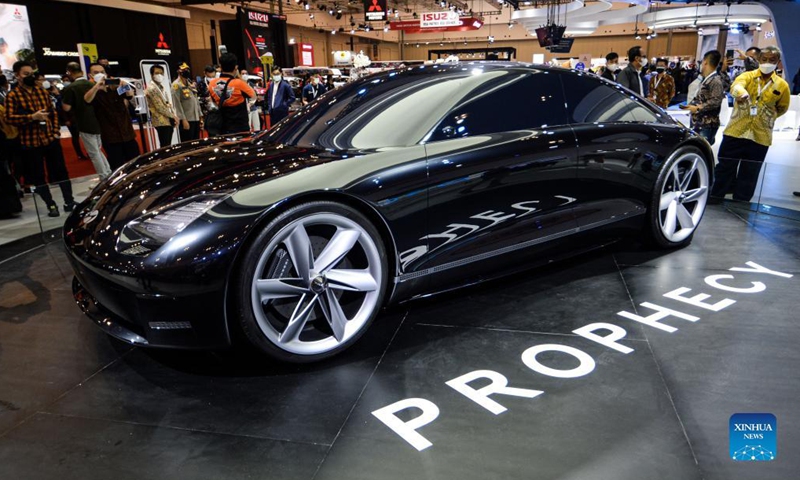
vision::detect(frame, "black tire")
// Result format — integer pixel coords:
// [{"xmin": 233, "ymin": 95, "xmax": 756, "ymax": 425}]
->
[
  {"xmin": 645, "ymin": 146, "xmax": 710, "ymax": 249},
  {"xmin": 232, "ymin": 201, "xmax": 388, "ymax": 363}
]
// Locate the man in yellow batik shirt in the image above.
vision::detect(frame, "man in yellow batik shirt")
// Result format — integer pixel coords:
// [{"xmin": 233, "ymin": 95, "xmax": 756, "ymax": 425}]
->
[{"xmin": 710, "ymin": 46, "xmax": 790, "ymax": 203}]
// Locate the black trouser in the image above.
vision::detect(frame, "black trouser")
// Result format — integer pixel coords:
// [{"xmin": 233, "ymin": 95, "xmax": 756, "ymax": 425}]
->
[
  {"xmin": 179, "ymin": 120, "xmax": 200, "ymax": 142},
  {"xmin": 2, "ymin": 138, "xmax": 24, "ymax": 186},
  {"xmin": 67, "ymin": 123, "xmax": 87, "ymax": 158},
  {"xmin": 105, "ymin": 140, "xmax": 141, "ymax": 170},
  {"xmin": 269, "ymin": 108, "xmax": 289, "ymax": 126},
  {"xmin": 21, "ymin": 140, "xmax": 74, "ymax": 207},
  {"xmin": 155, "ymin": 125, "xmax": 174, "ymax": 149},
  {"xmin": 711, "ymin": 135, "xmax": 770, "ymax": 202}
]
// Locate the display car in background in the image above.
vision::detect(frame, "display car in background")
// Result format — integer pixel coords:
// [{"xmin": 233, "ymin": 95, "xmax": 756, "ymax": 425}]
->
[{"xmin": 64, "ymin": 63, "xmax": 713, "ymax": 362}]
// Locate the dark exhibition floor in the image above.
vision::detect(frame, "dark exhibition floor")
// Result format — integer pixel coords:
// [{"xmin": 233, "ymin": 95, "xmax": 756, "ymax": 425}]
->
[{"xmin": 0, "ymin": 205, "xmax": 798, "ymax": 480}]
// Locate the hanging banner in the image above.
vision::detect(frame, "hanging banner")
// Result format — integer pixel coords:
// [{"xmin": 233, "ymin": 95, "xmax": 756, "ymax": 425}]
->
[
  {"xmin": 77, "ymin": 43, "xmax": 98, "ymax": 75},
  {"xmin": 363, "ymin": 0, "xmax": 387, "ymax": 22},
  {"xmin": 390, "ymin": 16, "xmax": 483, "ymax": 34}
]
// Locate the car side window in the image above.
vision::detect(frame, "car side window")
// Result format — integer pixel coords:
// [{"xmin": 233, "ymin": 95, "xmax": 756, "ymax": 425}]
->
[
  {"xmin": 427, "ymin": 70, "xmax": 568, "ymax": 142},
  {"xmin": 561, "ymin": 73, "xmax": 654, "ymax": 124}
]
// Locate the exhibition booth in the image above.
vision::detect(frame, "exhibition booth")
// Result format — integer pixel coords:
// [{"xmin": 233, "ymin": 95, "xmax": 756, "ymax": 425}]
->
[{"xmin": 1, "ymin": 1, "xmax": 800, "ymax": 480}]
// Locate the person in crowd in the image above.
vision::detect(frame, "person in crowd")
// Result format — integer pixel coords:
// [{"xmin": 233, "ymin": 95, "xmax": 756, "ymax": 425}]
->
[
  {"xmin": 4, "ymin": 61, "xmax": 75, "ymax": 217},
  {"xmin": 172, "ymin": 62, "xmax": 201, "ymax": 141},
  {"xmin": 682, "ymin": 50, "xmax": 725, "ymax": 145},
  {"xmin": 246, "ymin": 76, "xmax": 262, "ymax": 131},
  {"xmin": 601, "ymin": 52, "xmax": 619, "ymax": 82},
  {"xmin": 208, "ymin": 52, "xmax": 256, "ymax": 135},
  {"xmin": 325, "ymin": 74, "xmax": 335, "ymax": 91},
  {"xmin": 241, "ymin": 69, "xmax": 248, "ymax": 78},
  {"xmin": 145, "ymin": 64, "xmax": 179, "ymax": 148},
  {"xmin": 0, "ymin": 74, "xmax": 8, "ymax": 105},
  {"xmin": 718, "ymin": 54, "xmax": 733, "ymax": 92},
  {"xmin": 266, "ymin": 66, "xmax": 295, "ymax": 125},
  {"xmin": 62, "ymin": 62, "xmax": 112, "ymax": 180},
  {"xmin": 84, "ymin": 63, "xmax": 140, "ymax": 170},
  {"xmin": 197, "ymin": 65, "xmax": 217, "ymax": 137},
  {"xmin": 302, "ymin": 74, "xmax": 325, "ymax": 105},
  {"xmin": 648, "ymin": 58, "xmax": 676, "ymax": 108},
  {"xmin": 736, "ymin": 47, "xmax": 760, "ymax": 72},
  {"xmin": 57, "ymin": 69, "xmax": 89, "ymax": 161},
  {"xmin": 618, "ymin": 46, "xmax": 647, "ymax": 96},
  {"xmin": 710, "ymin": 46, "xmax": 790, "ymax": 204}
]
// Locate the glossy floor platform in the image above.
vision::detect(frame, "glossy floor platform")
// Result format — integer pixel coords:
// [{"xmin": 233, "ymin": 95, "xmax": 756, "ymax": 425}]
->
[{"xmin": 0, "ymin": 206, "xmax": 798, "ymax": 480}]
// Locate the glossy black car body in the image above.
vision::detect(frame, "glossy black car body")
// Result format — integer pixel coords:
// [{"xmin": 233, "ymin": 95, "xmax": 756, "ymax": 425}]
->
[{"xmin": 64, "ymin": 62, "xmax": 713, "ymax": 351}]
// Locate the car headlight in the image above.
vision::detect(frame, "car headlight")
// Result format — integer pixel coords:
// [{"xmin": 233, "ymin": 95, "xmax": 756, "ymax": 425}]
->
[{"xmin": 118, "ymin": 193, "xmax": 229, "ymax": 254}]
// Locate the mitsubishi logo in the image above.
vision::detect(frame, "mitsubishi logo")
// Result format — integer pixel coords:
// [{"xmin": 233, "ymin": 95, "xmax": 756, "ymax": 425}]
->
[
  {"xmin": 157, "ymin": 33, "xmax": 169, "ymax": 49},
  {"xmin": 368, "ymin": 0, "xmax": 382, "ymax": 11}
]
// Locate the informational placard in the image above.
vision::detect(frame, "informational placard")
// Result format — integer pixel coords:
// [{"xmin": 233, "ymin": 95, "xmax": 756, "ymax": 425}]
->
[
  {"xmin": 363, "ymin": 0, "xmax": 387, "ymax": 22},
  {"xmin": 0, "ymin": 3, "xmax": 35, "ymax": 75},
  {"xmin": 578, "ymin": 53, "xmax": 591, "ymax": 67},
  {"xmin": 420, "ymin": 11, "xmax": 461, "ymax": 28},
  {"xmin": 333, "ymin": 50, "xmax": 352, "ymax": 65},
  {"xmin": 299, "ymin": 43, "xmax": 314, "ymax": 67}
]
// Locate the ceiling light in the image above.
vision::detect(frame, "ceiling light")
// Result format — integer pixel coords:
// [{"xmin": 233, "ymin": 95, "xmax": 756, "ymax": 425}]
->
[
  {"xmin": 488, "ymin": 35, "xmax": 495, "ymax": 43},
  {"xmin": 331, "ymin": 29, "xmax": 336, "ymax": 34}
]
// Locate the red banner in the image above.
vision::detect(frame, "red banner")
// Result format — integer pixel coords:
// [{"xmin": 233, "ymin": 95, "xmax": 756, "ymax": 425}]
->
[{"xmin": 389, "ymin": 16, "xmax": 483, "ymax": 34}]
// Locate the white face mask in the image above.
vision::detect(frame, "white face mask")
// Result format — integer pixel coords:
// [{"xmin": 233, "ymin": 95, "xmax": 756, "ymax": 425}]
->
[
  {"xmin": 152, "ymin": 73, "xmax": 164, "ymax": 83},
  {"xmin": 215, "ymin": 72, "xmax": 221, "ymax": 78},
  {"xmin": 640, "ymin": 57, "xmax": 648, "ymax": 68},
  {"xmin": 93, "ymin": 73, "xmax": 105, "ymax": 83},
  {"xmin": 759, "ymin": 63, "xmax": 777, "ymax": 75},
  {"xmin": 273, "ymin": 75, "xmax": 282, "ymax": 83},
  {"xmin": 42, "ymin": 80, "xmax": 51, "ymax": 90},
  {"xmin": 607, "ymin": 63, "xmax": 618, "ymax": 71}
]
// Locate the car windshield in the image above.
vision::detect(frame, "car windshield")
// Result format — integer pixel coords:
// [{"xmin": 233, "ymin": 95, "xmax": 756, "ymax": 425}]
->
[{"xmin": 256, "ymin": 64, "xmax": 543, "ymax": 151}]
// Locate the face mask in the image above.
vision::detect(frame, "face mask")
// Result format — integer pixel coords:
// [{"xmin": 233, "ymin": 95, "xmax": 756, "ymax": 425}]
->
[
  {"xmin": 22, "ymin": 76, "xmax": 36, "ymax": 87},
  {"xmin": 93, "ymin": 73, "xmax": 105, "ymax": 83},
  {"xmin": 215, "ymin": 72, "xmax": 221, "ymax": 78},
  {"xmin": 656, "ymin": 67, "xmax": 665, "ymax": 74},
  {"xmin": 640, "ymin": 57, "xmax": 648, "ymax": 68},
  {"xmin": 62, "ymin": 81, "xmax": 71, "ymax": 87},
  {"xmin": 607, "ymin": 63, "xmax": 618, "ymax": 71},
  {"xmin": 273, "ymin": 75, "xmax": 282, "ymax": 83},
  {"xmin": 181, "ymin": 70, "xmax": 192, "ymax": 79},
  {"xmin": 152, "ymin": 74, "xmax": 164, "ymax": 83},
  {"xmin": 312, "ymin": 78, "xmax": 319, "ymax": 85},
  {"xmin": 42, "ymin": 80, "xmax": 51, "ymax": 90},
  {"xmin": 759, "ymin": 63, "xmax": 777, "ymax": 75}
]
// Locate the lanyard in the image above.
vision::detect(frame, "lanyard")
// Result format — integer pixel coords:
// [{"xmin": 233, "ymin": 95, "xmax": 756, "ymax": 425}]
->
[
  {"xmin": 309, "ymin": 84, "xmax": 318, "ymax": 99},
  {"xmin": 653, "ymin": 74, "xmax": 663, "ymax": 92},
  {"xmin": 755, "ymin": 77, "xmax": 773, "ymax": 102}
]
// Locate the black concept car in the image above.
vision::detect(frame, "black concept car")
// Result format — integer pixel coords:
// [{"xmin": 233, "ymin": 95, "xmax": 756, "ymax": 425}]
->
[{"xmin": 65, "ymin": 63, "xmax": 712, "ymax": 362}]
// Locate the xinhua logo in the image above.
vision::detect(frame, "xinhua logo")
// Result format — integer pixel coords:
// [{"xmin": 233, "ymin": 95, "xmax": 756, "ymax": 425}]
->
[{"xmin": 730, "ymin": 413, "xmax": 776, "ymax": 461}]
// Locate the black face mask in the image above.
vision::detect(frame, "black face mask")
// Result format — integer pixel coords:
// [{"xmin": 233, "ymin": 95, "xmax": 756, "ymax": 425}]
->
[
  {"xmin": 22, "ymin": 76, "xmax": 36, "ymax": 87},
  {"xmin": 181, "ymin": 70, "xmax": 192, "ymax": 79},
  {"xmin": 656, "ymin": 67, "xmax": 666, "ymax": 74}
]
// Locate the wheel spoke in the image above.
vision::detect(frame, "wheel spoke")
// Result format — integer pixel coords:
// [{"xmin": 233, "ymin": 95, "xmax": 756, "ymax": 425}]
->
[
  {"xmin": 683, "ymin": 186, "xmax": 708, "ymax": 203},
  {"xmin": 680, "ymin": 158, "xmax": 698, "ymax": 191},
  {"xmin": 676, "ymin": 204, "xmax": 695, "ymax": 230},
  {"xmin": 660, "ymin": 191, "xmax": 678, "ymax": 211},
  {"xmin": 255, "ymin": 279, "xmax": 307, "ymax": 303},
  {"xmin": 284, "ymin": 224, "xmax": 314, "ymax": 285},
  {"xmin": 326, "ymin": 269, "xmax": 378, "ymax": 292},
  {"xmin": 663, "ymin": 201, "xmax": 678, "ymax": 237},
  {"xmin": 279, "ymin": 294, "xmax": 318, "ymax": 344},
  {"xmin": 314, "ymin": 228, "xmax": 361, "ymax": 273},
  {"xmin": 319, "ymin": 289, "xmax": 348, "ymax": 342}
]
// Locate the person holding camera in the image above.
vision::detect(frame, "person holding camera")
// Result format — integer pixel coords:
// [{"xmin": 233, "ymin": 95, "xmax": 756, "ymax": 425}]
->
[
  {"xmin": 62, "ymin": 62, "xmax": 112, "ymax": 180},
  {"xmin": 83, "ymin": 63, "xmax": 140, "ymax": 170},
  {"xmin": 172, "ymin": 62, "xmax": 201, "ymax": 141},
  {"xmin": 145, "ymin": 65, "xmax": 179, "ymax": 148},
  {"xmin": 3, "ymin": 61, "xmax": 75, "ymax": 217}
]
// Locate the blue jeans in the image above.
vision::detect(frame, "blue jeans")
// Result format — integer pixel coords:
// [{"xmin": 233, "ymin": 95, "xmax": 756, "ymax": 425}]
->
[{"xmin": 697, "ymin": 126, "xmax": 719, "ymax": 146}]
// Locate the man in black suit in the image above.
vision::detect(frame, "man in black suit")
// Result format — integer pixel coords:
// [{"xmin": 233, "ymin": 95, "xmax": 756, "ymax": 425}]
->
[{"xmin": 618, "ymin": 46, "xmax": 647, "ymax": 96}]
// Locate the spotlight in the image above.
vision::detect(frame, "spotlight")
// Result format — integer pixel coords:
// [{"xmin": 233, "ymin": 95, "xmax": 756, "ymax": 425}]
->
[
  {"xmin": 351, "ymin": 29, "xmax": 355, "ymax": 34},
  {"xmin": 309, "ymin": 13, "xmax": 314, "ymax": 19},
  {"xmin": 331, "ymin": 29, "xmax": 336, "ymax": 34},
  {"xmin": 488, "ymin": 35, "xmax": 495, "ymax": 43},
  {"xmin": 508, "ymin": 22, "xmax": 514, "ymax": 29},
  {"xmin": 416, "ymin": 43, "xmax": 420, "ymax": 48},
  {"xmin": 651, "ymin": 31, "xmax": 657, "ymax": 37},
  {"xmin": 304, "ymin": 2, "xmax": 310, "ymax": 9},
  {"xmin": 635, "ymin": 34, "xmax": 641, "ymax": 40},
  {"xmin": 365, "ymin": 25, "xmax": 371, "ymax": 31}
]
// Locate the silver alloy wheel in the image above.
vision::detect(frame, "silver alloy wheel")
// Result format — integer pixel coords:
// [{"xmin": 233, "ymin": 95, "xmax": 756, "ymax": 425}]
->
[
  {"xmin": 659, "ymin": 152, "xmax": 709, "ymax": 243},
  {"xmin": 250, "ymin": 213, "xmax": 383, "ymax": 355}
]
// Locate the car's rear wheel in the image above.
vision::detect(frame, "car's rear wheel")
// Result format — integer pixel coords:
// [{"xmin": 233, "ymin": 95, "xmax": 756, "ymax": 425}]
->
[
  {"xmin": 234, "ymin": 201, "xmax": 387, "ymax": 362},
  {"xmin": 647, "ymin": 147, "xmax": 710, "ymax": 248}
]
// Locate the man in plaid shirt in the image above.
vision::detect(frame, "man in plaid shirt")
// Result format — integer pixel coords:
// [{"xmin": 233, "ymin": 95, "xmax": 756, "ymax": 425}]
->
[{"xmin": 3, "ymin": 61, "xmax": 75, "ymax": 217}]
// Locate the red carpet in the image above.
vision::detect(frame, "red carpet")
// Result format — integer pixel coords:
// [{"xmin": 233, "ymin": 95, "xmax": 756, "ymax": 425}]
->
[{"xmin": 62, "ymin": 135, "xmax": 147, "ymax": 179}]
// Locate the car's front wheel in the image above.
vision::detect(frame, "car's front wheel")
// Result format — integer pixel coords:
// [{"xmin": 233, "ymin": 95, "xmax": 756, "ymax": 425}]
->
[
  {"xmin": 647, "ymin": 146, "xmax": 710, "ymax": 248},
  {"xmin": 233, "ymin": 201, "xmax": 388, "ymax": 362}
]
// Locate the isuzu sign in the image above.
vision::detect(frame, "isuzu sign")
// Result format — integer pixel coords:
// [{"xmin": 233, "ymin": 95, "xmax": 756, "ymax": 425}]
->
[{"xmin": 421, "ymin": 11, "xmax": 461, "ymax": 28}]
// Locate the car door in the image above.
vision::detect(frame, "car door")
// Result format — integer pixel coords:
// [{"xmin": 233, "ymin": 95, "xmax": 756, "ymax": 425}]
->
[
  {"xmin": 406, "ymin": 68, "xmax": 579, "ymax": 282},
  {"xmin": 561, "ymin": 73, "xmax": 677, "ymax": 229}
]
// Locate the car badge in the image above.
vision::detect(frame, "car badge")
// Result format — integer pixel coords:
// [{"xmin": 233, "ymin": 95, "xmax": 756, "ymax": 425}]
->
[{"xmin": 83, "ymin": 210, "xmax": 99, "ymax": 225}]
